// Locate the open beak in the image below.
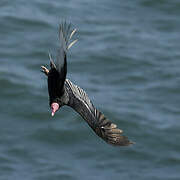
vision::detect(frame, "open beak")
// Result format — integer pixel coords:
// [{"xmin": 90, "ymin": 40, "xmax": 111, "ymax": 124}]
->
[{"xmin": 51, "ymin": 102, "xmax": 59, "ymax": 116}]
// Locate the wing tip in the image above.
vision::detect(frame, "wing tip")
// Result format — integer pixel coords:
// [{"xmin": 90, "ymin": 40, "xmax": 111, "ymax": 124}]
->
[
  {"xmin": 58, "ymin": 21, "xmax": 77, "ymax": 51},
  {"xmin": 99, "ymin": 122, "xmax": 134, "ymax": 146},
  {"xmin": 107, "ymin": 135, "xmax": 135, "ymax": 146}
]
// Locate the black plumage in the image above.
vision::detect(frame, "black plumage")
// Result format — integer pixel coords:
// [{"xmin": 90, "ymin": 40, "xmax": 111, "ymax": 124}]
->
[
  {"xmin": 41, "ymin": 22, "xmax": 134, "ymax": 146},
  {"xmin": 48, "ymin": 54, "xmax": 67, "ymax": 105}
]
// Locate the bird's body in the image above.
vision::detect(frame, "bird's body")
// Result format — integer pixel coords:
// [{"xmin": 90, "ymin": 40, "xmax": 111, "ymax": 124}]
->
[{"xmin": 41, "ymin": 22, "xmax": 133, "ymax": 146}]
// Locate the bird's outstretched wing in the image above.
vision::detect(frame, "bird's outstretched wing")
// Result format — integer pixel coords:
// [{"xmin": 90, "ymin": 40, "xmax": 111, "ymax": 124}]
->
[
  {"xmin": 48, "ymin": 22, "xmax": 77, "ymax": 105},
  {"xmin": 65, "ymin": 79, "xmax": 134, "ymax": 146}
]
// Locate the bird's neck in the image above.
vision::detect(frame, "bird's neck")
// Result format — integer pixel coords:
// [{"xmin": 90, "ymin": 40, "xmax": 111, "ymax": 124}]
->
[{"xmin": 60, "ymin": 86, "xmax": 69, "ymax": 105}]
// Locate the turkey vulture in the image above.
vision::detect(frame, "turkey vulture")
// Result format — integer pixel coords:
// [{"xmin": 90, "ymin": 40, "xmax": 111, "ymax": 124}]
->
[{"xmin": 41, "ymin": 22, "xmax": 134, "ymax": 146}]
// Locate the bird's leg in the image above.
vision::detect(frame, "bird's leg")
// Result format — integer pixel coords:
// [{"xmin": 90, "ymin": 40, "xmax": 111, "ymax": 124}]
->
[{"xmin": 41, "ymin": 66, "xmax": 49, "ymax": 76}]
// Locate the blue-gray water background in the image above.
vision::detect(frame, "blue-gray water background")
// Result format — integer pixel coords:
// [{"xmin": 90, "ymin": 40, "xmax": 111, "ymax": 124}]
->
[{"xmin": 0, "ymin": 0, "xmax": 180, "ymax": 180}]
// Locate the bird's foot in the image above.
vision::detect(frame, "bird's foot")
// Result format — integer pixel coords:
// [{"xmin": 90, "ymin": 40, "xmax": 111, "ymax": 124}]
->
[{"xmin": 41, "ymin": 66, "xmax": 49, "ymax": 76}]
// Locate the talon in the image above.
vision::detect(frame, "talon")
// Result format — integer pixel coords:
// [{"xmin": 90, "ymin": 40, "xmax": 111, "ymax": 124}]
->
[{"xmin": 41, "ymin": 66, "xmax": 49, "ymax": 76}]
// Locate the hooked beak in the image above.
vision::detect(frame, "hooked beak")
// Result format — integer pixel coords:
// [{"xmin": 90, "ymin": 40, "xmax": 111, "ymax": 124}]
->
[{"xmin": 51, "ymin": 102, "xmax": 59, "ymax": 116}]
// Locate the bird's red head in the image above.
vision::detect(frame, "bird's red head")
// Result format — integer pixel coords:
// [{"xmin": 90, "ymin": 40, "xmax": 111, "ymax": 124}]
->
[{"xmin": 51, "ymin": 102, "xmax": 59, "ymax": 116}]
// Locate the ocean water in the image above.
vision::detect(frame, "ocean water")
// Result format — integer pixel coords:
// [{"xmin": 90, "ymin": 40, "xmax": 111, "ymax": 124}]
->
[{"xmin": 0, "ymin": 0, "xmax": 180, "ymax": 179}]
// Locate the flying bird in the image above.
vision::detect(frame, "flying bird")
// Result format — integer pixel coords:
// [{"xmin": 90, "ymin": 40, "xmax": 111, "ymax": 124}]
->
[{"xmin": 41, "ymin": 22, "xmax": 133, "ymax": 146}]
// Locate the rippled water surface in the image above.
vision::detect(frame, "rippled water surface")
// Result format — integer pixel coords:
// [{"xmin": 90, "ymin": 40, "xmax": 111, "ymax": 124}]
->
[{"xmin": 0, "ymin": 0, "xmax": 180, "ymax": 180}]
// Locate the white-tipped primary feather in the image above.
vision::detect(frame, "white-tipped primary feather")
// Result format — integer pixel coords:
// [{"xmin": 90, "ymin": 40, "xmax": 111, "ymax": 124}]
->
[
  {"xmin": 59, "ymin": 26, "xmax": 67, "ymax": 52},
  {"xmin": 59, "ymin": 23, "xmax": 77, "ymax": 51},
  {"xmin": 69, "ymin": 29, "xmax": 77, "ymax": 40},
  {"xmin": 68, "ymin": 39, "xmax": 78, "ymax": 49},
  {"xmin": 56, "ymin": 22, "xmax": 77, "ymax": 72}
]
